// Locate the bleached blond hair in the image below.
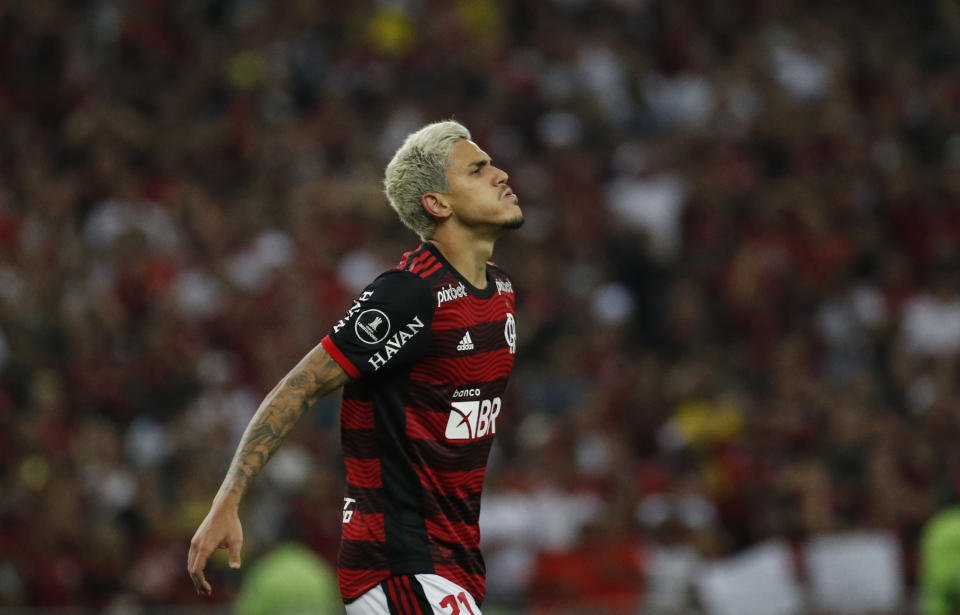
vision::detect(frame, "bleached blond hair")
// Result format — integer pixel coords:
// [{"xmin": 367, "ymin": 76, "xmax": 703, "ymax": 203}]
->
[{"xmin": 384, "ymin": 120, "xmax": 471, "ymax": 239}]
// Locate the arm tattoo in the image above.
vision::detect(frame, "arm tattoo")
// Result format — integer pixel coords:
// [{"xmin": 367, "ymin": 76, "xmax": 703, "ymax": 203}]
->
[{"xmin": 217, "ymin": 346, "xmax": 349, "ymax": 501}]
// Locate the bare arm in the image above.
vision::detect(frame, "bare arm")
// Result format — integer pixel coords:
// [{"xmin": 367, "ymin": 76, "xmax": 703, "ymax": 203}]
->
[
  {"xmin": 219, "ymin": 344, "xmax": 348, "ymax": 502},
  {"xmin": 187, "ymin": 342, "xmax": 349, "ymax": 596}
]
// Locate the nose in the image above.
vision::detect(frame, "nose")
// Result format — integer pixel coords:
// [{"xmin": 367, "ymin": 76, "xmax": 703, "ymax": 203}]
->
[{"xmin": 492, "ymin": 165, "xmax": 508, "ymax": 185}]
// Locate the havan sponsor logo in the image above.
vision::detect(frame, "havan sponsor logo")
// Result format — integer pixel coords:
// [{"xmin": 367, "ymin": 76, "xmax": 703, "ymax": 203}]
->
[{"xmin": 366, "ymin": 316, "xmax": 425, "ymax": 371}]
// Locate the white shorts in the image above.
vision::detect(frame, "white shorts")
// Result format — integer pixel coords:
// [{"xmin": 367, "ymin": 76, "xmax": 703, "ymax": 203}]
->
[{"xmin": 344, "ymin": 574, "xmax": 482, "ymax": 615}]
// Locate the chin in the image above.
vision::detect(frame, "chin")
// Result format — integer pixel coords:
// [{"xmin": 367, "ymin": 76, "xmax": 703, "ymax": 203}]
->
[{"xmin": 503, "ymin": 215, "xmax": 525, "ymax": 230}]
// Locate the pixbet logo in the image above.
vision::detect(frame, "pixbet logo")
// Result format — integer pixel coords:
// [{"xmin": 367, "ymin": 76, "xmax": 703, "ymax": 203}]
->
[
  {"xmin": 437, "ymin": 283, "xmax": 468, "ymax": 307},
  {"xmin": 445, "ymin": 397, "xmax": 501, "ymax": 440}
]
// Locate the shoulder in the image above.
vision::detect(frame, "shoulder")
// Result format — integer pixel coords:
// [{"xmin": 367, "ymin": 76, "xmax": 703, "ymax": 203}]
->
[
  {"xmin": 367, "ymin": 269, "xmax": 434, "ymax": 305},
  {"xmin": 393, "ymin": 244, "xmax": 444, "ymax": 279}
]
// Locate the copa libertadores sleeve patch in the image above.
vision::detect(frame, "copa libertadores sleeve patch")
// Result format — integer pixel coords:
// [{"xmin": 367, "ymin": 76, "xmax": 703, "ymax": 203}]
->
[{"xmin": 322, "ymin": 271, "xmax": 433, "ymax": 378}]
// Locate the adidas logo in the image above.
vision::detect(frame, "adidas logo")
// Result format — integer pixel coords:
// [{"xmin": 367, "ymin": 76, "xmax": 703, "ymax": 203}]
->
[{"xmin": 456, "ymin": 331, "xmax": 474, "ymax": 351}]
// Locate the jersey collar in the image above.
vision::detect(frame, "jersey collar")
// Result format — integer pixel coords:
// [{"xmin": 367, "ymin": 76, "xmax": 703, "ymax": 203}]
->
[{"xmin": 422, "ymin": 242, "xmax": 496, "ymax": 300}]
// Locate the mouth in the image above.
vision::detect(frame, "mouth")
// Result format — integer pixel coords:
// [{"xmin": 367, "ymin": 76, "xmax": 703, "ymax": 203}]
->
[{"xmin": 501, "ymin": 187, "xmax": 518, "ymax": 201}]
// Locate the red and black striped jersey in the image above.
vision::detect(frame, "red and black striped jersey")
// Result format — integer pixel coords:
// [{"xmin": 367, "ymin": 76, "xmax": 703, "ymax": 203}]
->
[{"xmin": 320, "ymin": 242, "xmax": 517, "ymax": 605}]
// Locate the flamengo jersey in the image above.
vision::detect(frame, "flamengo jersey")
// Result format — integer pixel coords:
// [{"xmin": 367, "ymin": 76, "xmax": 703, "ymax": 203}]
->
[{"xmin": 320, "ymin": 242, "xmax": 517, "ymax": 605}]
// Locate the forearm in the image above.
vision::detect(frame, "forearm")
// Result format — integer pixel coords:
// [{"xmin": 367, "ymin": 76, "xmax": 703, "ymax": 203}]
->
[{"xmin": 212, "ymin": 344, "xmax": 349, "ymax": 508}]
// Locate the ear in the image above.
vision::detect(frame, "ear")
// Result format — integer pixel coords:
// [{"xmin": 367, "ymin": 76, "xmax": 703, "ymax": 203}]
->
[{"xmin": 422, "ymin": 193, "xmax": 453, "ymax": 221}]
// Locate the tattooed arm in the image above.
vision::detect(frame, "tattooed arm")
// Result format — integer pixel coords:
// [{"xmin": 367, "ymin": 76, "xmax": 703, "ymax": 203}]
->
[{"xmin": 187, "ymin": 342, "xmax": 349, "ymax": 596}]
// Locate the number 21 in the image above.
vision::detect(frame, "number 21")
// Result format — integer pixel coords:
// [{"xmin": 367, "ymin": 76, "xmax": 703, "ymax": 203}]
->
[{"xmin": 439, "ymin": 591, "xmax": 475, "ymax": 614}]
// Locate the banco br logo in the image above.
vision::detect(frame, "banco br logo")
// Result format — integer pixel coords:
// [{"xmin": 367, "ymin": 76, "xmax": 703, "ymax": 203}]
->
[
  {"xmin": 355, "ymin": 309, "xmax": 390, "ymax": 345},
  {"xmin": 445, "ymin": 397, "xmax": 502, "ymax": 440}
]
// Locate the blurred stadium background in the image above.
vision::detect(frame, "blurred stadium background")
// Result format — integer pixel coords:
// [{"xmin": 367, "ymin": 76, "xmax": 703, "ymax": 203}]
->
[{"xmin": 2, "ymin": 0, "xmax": 960, "ymax": 613}]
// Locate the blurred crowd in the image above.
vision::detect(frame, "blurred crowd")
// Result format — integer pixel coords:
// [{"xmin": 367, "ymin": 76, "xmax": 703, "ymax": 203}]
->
[{"xmin": 1, "ymin": 0, "xmax": 959, "ymax": 612}]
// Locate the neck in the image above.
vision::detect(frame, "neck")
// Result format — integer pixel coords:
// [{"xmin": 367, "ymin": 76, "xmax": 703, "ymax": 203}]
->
[{"xmin": 427, "ymin": 234, "xmax": 495, "ymax": 289}]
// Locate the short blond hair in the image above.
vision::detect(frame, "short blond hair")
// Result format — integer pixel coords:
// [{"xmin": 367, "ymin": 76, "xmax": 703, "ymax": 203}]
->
[{"xmin": 384, "ymin": 120, "xmax": 471, "ymax": 239}]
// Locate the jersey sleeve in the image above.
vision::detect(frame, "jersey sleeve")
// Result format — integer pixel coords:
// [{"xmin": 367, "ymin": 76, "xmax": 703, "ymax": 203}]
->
[{"xmin": 321, "ymin": 271, "xmax": 433, "ymax": 379}]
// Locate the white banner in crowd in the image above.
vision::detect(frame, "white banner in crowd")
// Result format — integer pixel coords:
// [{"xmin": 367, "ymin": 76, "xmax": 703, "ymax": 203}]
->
[
  {"xmin": 696, "ymin": 541, "xmax": 804, "ymax": 615},
  {"xmin": 804, "ymin": 531, "xmax": 904, "ymax": 614}
]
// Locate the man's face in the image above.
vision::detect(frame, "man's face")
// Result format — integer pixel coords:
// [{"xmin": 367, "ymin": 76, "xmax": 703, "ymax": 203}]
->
[{"xmin": 440, "ymin": 139, "xmax": 523, "ymax": 233}]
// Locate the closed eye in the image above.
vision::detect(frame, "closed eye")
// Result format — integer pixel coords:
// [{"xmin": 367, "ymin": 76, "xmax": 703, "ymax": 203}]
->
[{"xmin": 469, "ymin": 160, "xmax": 488, "ymax": 175}]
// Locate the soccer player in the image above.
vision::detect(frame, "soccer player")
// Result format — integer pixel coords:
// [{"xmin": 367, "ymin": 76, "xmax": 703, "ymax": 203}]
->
[{"xmin": 188, "ymin": 120, "xmax": 523, "ymax": 614}]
